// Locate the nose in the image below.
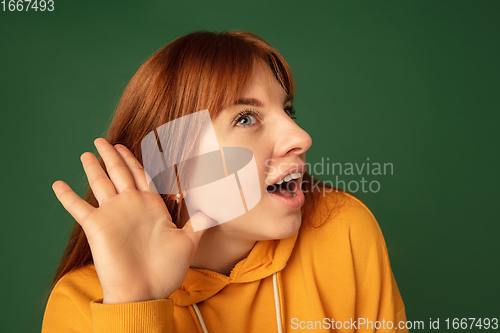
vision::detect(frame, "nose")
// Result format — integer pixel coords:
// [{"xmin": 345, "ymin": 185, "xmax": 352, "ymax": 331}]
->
[{"xmin": 273, "ymin": 116, "xmax": 312, "ymax": 158}]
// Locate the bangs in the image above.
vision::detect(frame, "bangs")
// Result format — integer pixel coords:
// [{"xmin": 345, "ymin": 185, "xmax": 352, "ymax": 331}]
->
[{"xmin": 167, "ymin": 31, "xmax": 295, "ymax": 118}]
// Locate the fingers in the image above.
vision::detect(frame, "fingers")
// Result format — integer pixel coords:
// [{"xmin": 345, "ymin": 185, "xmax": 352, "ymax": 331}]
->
[
  {"xmin": 114, "ymin": 144, "xmax": 150, "ymax": 192},
  {"xmin": 52, "ymin": 180, "xmax": 95, "ymax": 227},
  {"xmin": 94, "ymin": 138, "xmax": 137, "ymax": 194},
  {"xmin": 81, "ymin": 152, "xmax": 117, "ymax": 204}
]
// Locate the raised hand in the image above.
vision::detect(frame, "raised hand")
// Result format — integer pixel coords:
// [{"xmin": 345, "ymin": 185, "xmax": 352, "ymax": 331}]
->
[{"xmin": 52, "ymin": 138, "xmax": 213, "ymax": 304}]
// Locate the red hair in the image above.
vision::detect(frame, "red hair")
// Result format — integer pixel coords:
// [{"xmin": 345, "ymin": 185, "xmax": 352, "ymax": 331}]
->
[{"xmin": 48, "ymin": 30, "xmax": 344, "ymax": 295}]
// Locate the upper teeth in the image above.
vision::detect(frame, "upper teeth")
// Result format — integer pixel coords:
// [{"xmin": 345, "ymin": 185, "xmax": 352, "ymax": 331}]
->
[{"xmin": 276, "ymin": 173, "xmax": 302, "ymax": 185}]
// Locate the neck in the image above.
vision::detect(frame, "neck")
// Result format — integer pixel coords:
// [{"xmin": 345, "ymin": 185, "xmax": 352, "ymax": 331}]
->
[{"xmin": 190, "ymin": 227, "xmax": 257, "ymax": 276}]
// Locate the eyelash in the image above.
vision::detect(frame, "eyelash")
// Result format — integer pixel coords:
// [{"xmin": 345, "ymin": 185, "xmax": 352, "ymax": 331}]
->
[
  {"xmin": 233, "ymin": 106, "xmax": 297, "ymax": 127},
  {"xmin": 285, "ymin": 105, "xmax": 297, "ymax": 120},
  {"xmin": 233, "ymin": 109, "xmax": 261, "ymax": 127}
]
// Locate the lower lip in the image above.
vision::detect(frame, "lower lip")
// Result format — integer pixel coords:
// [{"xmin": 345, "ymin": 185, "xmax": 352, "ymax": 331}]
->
[{"xmin": 267, "ymin": 180, "xmax": 305, "ymax": 210}]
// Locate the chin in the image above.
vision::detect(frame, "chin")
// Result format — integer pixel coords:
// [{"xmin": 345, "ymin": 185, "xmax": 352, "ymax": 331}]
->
[
  {"xmin": 218, "ymin": 198, "xmax": 303, "ymax": 240},
  {"xmin": 262, "ymin": 212, "xmax": 302, "ymax": 240}
]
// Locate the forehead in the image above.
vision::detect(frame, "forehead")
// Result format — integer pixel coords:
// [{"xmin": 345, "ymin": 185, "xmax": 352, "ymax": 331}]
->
[{"xmin": 239, "ymin": 60, "xmax": 289, "ymax": 105}]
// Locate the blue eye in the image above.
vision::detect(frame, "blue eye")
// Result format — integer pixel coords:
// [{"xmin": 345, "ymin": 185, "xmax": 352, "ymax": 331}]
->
[
  {"xmin": 234, "ymin": 109, "xmax": 260, "ymax": 127},
  {"xmin": 236, "ymin": 115, "xmax": 257, "ymax": 126}
]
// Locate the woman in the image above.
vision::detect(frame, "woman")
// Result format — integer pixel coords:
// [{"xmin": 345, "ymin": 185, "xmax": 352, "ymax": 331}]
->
[{"xmin": 42, "ymin": 31, "xmax": 408, "ymax": 332}]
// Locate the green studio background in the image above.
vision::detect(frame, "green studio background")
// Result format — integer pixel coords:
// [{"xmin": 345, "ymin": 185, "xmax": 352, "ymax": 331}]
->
[{"xmin": 1, "ymin": 1, "xmax": 499, "ymax": 331}]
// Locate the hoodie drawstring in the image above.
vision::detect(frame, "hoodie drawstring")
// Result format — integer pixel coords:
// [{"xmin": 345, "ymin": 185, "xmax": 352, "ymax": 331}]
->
[
  {"xmin": 191, "ymin": 272, "xmax": 284, "ymax": 333},
  {"xmin": 192, "ymin": 303, "xmax": 209, "ymax": 333},
  {"xmin": 273, "ymin": 271, "xmax": 284, "ymax": 333}
]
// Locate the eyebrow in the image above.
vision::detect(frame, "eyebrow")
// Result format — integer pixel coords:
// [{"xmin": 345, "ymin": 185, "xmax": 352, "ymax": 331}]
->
[
  {"xmin": 235, "ymin": 98, "xmax": 263, "ymax": 107},
  {"xmin": 235, "ymin": 95, "xmax": 292, "ymax": 107}
]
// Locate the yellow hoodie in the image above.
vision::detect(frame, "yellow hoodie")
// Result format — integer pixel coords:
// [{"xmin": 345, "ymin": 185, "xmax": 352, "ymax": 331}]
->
[{"xmin": 42, "ymin": 192, "xmax": 408, "ymax": 332}]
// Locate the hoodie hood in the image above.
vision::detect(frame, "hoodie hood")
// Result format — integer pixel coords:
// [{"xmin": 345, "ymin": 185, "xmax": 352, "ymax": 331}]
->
[{"xmin": 170, "ymin": 231, "xmax": 298, "ymax": 306}]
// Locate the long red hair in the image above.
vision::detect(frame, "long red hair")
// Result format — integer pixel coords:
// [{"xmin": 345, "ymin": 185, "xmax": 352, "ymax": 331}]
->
[{"xmin": 48, "ymin": 30, "xmax": 345, "ymax": 296}]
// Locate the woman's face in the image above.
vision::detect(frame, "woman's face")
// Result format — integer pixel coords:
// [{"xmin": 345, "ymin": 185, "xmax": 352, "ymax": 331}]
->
[{"xmin": 209, "ymin": 61, "xmax": 312, "ymax": 241}]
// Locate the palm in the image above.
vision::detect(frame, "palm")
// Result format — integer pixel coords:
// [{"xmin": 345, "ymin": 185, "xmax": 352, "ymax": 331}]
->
[{"xmin": 52, "ymin": 138, "xmax": 212, "ymax": 304}]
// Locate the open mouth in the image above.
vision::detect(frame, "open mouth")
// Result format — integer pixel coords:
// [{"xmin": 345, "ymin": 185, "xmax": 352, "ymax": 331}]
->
[{"xmin": 266, "ymin": 173, "xmax": 302, "ymax": 198}]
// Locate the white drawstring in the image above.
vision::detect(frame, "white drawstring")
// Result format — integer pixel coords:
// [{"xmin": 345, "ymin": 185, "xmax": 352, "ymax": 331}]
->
[
  {"xmin": 192, "ymin": 303, "xmax": 209, "ymax": 333},
  {"xmin": 273, "ymin": 272, "xmax": 284, "ymax": 333},
  {"xmin": 192, "ymin": 272, "xmax": 283, "ymax": 333}
]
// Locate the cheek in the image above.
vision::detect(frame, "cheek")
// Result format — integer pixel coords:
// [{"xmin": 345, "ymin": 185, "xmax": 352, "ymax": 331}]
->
[{"xmin": 253, "ymin": 152, "xmax": 274, "ymax": 184}]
